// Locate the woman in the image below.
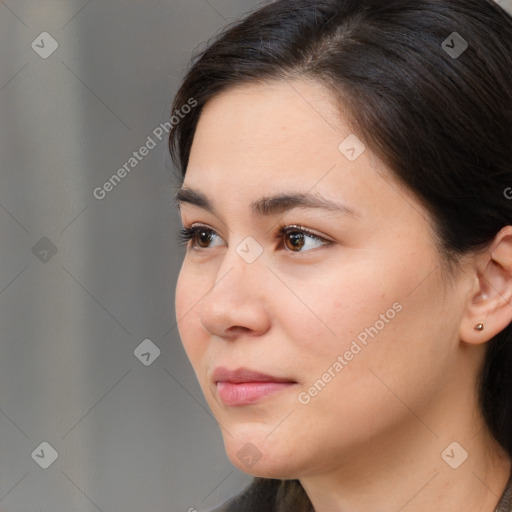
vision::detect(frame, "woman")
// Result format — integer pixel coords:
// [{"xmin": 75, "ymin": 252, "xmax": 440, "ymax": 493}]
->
[{"xmin": 169, "ymin": 0, "xmax": 512, "ymax": 510}]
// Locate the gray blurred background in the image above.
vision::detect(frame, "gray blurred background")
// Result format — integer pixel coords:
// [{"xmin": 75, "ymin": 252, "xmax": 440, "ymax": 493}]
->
[
  {"xmin": 0, "ymin": 1, "xmax": 261, "ymax": 511},
  {"xmin": 0, "ymin": 1, "xmax": 511, "ymax": 511}
]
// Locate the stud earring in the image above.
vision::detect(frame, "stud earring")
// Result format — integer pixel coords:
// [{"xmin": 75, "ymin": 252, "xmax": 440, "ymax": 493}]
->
[{"xmin": 474, "ymin": 323, "xmax": 484, "ymax": 331}]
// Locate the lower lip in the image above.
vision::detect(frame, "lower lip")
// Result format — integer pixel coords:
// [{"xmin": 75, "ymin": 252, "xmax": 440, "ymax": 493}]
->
[{"xmin": 216, "ymin": 381, "xmax": 295, "ymax": 406}]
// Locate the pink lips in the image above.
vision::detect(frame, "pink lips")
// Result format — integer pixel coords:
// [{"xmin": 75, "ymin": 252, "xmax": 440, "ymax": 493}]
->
[{"xmin": 213, "ymin": 367, "xmax": 296, "ymax": 406}]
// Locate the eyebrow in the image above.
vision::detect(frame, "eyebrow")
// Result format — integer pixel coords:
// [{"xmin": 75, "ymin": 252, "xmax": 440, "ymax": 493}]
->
[{"xmin": 174, "ymin": 186, "xmax": 358, "ymax": 217}]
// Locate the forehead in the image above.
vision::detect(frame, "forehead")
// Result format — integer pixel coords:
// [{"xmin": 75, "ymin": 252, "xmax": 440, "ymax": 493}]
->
[
  {"xmin": 192, "ymin": 78, "xmax": 348, "ymax": 154},
  {"xmin": 186, "ymin": 79, "xmax": 358, "ymax": 188},
  {"xmin": 183, "ymin": 78, "xmax": 425, "ymax": 229}
]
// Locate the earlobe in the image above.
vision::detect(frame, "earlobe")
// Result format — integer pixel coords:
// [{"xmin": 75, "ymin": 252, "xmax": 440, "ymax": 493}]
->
[{"xmin": 459, "ymin": 226, "xmax": 512, "ymax": 345}]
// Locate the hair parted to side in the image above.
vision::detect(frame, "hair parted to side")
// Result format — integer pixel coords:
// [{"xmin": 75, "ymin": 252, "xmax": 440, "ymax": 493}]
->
[{"xmin": 169, "ymin": 0, "xmax": 512, "ymax": 508}]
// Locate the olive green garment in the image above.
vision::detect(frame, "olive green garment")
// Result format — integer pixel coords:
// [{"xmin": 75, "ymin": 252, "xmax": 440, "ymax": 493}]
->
[{"xmin": 207, "ymin": 471, "xmax": 512, "ymax": 512}]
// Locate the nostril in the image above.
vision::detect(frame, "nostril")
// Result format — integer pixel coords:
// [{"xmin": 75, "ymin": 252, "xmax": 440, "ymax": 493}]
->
[{"xmin": 227, "ymin": 326, "xmax": 252, "ymax": 334}]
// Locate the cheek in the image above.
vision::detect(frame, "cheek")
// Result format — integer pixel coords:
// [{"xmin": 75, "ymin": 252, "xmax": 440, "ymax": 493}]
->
[
  {"xmin": 174, "ymin": 262, "xmax": 207, "ymax": 364},
  {"xmin": 175, "ymin": 262, "xmax": 192, "ymax": 323},
  {"xmin": 284, "ymin": 261, "xmax": 403, "ymax": 360},
  {"xmin": 291, "ymin": 253, "xmax": 448, "ymax": 393},
  {"xmin": 307, "ymin": 265, "xmax": 452, "ymax": 410}
]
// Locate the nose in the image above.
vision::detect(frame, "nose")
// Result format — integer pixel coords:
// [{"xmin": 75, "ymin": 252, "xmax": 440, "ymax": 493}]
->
[{"xmin": 198, "ymin": 247, "xmax": 271, "ymax": 339}]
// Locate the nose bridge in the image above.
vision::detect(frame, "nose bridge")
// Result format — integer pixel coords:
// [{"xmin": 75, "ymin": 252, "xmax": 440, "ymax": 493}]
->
[
  {"xmin": 214, "ymin": 236, "xmax": 265, "ymax": 297},
  {"xmin": 198, "ymin": 238, "xmax": 269, "ymax": 336}
]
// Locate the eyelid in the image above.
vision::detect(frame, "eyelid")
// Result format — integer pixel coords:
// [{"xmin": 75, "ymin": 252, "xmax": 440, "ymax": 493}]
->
[
  {"xmin": 279, "ymin": 224, "xmax": 332, "ymax": 244},
  {"xmin": 178, "ymin": 222, "xmax": 332, "ymax": 252},
  {"xmin": 177, "ymin": 223, "xmax": 225, "ymax": 249}
]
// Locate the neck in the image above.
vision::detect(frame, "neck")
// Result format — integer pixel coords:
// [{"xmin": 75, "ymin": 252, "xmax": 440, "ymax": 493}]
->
[{"xmin": 300, "ymin": 397, "xmax": 511, "ymax": 512}]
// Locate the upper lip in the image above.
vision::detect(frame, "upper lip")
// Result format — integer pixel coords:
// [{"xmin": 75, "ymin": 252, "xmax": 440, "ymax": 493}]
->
[{"xmin": 212, "ymin": 367, "xmax": 296, "ymax": 384}]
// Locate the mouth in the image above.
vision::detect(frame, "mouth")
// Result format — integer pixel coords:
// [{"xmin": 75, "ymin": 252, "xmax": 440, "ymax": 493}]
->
[{"xmin": 212, "ymin": 367, "xmax": 297, "ymax": 406}]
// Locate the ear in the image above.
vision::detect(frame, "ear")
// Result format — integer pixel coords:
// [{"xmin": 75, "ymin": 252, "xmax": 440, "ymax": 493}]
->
[{"xmin": 460, "ymin": 226, "xmax": 512, "ymax": 345}]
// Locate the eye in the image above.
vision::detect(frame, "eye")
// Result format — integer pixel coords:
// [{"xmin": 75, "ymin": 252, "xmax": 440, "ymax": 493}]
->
[
  {"xmin": 278, "ymin": 225, "xmax": 331, "ymax": 252},
  {"xmin": 177, "ymin": 224, "xmax": 331, "ymax": 252},
  {"xmin": 178, "ymin": 225, "xmax": 224, "ymax": 249}
]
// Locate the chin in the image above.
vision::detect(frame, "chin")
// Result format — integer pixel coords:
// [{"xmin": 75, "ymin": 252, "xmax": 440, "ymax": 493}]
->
[
  {"xmin": 223, "ymin": 435, "xmax": 303, "ymax": 479},
  {"xmin": 229, "ymin": 454, "xmax": 299, "ymax": 479}
]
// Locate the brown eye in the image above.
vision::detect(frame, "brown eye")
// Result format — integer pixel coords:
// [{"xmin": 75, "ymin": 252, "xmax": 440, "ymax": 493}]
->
[
  {"xmin": 197, "ymin": 228, "xmax": 214, "ymax": 248},
  {"xmin": 179, "ymin": 224, "xmax": 330, "ymax": 253},
  {"xmin": 284, "ymin": 231, "xmax": 306, "ymax": 252},
  {"xmin": 279, "ymin": 226, "xmax": 330, "ymax": 253},
  {"xmin": 178, "ymin": 226, "xmax": 222, "ymax": 249}
]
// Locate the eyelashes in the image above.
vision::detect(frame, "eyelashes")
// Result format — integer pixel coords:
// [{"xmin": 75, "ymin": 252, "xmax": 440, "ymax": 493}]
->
[
  {"xmin": 177, "ymin": 224, "xmax": 331, "ymax": 253},
  {"xmin": 178, "ymin": 225, "xmax": 216, "ymax": 247}
]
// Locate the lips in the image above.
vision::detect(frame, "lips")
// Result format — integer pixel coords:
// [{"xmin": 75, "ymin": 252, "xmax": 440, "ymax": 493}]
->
[
  {"xmin": 213, "ymin": 367, "xmax": 295, "ymax": 384},
  {"xmin": 213, "ymin": 367, "xmax": 297, "ymax": 406}
]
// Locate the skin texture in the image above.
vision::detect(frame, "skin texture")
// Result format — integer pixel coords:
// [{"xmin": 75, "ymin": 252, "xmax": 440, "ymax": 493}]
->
[{"xmin": 174, "ymin": 79, "xmax": 512, "ymax": 512}]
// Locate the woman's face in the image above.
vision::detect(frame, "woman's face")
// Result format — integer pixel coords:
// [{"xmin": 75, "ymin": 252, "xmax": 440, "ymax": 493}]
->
[{"xmin": 174, "ymin": 79, "xmax": 476, "ymax": 479}]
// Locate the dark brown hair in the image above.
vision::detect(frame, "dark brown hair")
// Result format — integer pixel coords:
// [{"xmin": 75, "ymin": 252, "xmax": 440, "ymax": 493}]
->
[{"xmin": 169, "ymin": 0, "xmax": 512, "ymax": 509}]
